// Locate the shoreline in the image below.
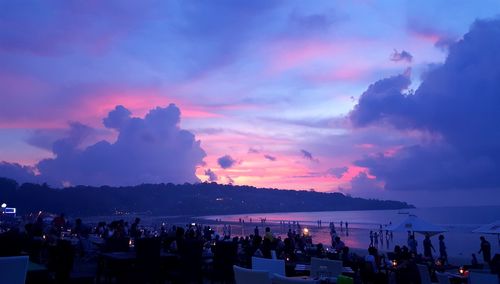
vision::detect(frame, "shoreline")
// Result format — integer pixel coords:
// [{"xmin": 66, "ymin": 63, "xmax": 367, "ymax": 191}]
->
[{"xmin": 193, "ymin": 217, "xmax": 473, "ymax": 265}]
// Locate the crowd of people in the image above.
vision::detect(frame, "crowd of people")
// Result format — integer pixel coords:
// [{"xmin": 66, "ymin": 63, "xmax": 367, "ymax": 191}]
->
[{"xmin": 1, "ymin": 213, "xmax": 499, "ymax": 283}]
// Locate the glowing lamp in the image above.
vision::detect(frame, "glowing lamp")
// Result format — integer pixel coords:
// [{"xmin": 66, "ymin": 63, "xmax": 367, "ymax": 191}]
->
[
  {"xmin": 303, "ymin": 228, "xmax": 309, "ymax": 235},
  {"xmin": 1, "ymin": 203, "xmax": 6, "ymax": 208},
  {"xmin": 392, "ymin": 260, "xmax": 397, "ymax": 267},
  {"xmin": 459, "ymin": 267, "xmax": 464, "ymax": 275}
]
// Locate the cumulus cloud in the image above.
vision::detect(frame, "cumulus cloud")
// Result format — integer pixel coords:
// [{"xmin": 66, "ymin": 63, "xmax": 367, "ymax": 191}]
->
[
  {"xmin": 217, "ymin": 155, "xmax": 236, "ymax": 169},
  {"xmin": 103, "ymin": 105, "xmax": 132, "ymax": 130},
  {"xmin": 204, "ymin": 168, "xmax": 218, "ymax": 182},
  {"xmin": 1, "ymin": 104, "xmax": 206, "ymax": 186},
  {"xmin": 349, "ymin": 72, "xmax": 412, "ymax": 128},
  {"xmin": 390, "ymin": 49, "xmax": 413, "ymax": 62},
  {"xmin": 349, "ymin": 19, "xmax": 500, "ymax": 192},
  {"xmin": 0, "ymin": 162, "xmax": 38, "ymax": 184}
]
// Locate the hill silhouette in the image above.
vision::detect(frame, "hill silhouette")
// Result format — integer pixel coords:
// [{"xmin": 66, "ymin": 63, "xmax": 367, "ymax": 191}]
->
[{"xmin": 0, "ymin": 177, "xmax": 413, "ymax": 217}]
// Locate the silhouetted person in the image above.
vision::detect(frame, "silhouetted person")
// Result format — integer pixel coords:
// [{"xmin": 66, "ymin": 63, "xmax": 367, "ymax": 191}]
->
[
  {"xmin": 423, "ymin": 233, "xmax": 435, "ymax": 258},
  {"xmin": 130, "ymin": 218, "xmax": 141, "ymax": 239},
  {"xmin": 438, "ymin": 234, "xmax": 447, "ymax": 264},
  {"xmin": 478, "ymin": 236, "xmax": 491, "ymax": 263},
  {"xmin": 72, "ymin": 218, "xmax": 88, "ymax": 237},
  {"xmin": 254, "ymin": 226, "xmax": 259, "ymax": 237}
]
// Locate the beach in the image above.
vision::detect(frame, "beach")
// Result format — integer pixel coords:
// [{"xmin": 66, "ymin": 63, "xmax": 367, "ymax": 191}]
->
[{"xmin": 197, "ymin": 206, "xmax": 500, "ymax": 263}]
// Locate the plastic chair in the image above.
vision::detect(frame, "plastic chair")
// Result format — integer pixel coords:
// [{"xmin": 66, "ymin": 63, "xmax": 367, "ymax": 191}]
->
[
  {"xmin": 272, "ymin": 273, "xmax": 317, "ymax": 284},
  {"xmin": 435, "ymin": 272, "xmax": 450, "ymax": 284},
  {"xmin": 252, "ymin": 256, "xmax": 286, "ymax": 276},
  {"xmin": 416, "ymin": 264, "xmax": 433, "ymax": 284},
  {"xmin": 468, "ymin": 271, "xmax": 499, "ymax": 284},
  {"xmin": 310, "ymin": 257, "xmax": 343, "ymax": 279},
  {"xmin": 0, "ymin": 255, "xmax": 29, "ymax": 284},
  {"xmin": 233, "ymin": 265, "xmax": 271, "ymax": 284}
]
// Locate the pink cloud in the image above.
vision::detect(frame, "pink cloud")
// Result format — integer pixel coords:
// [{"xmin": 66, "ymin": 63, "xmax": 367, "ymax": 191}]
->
[
  {"xmin": 308, "ymin": 67, "xmax": 370, "ymax": 83},
  {"xmin": 267, "ymin": 40, "xmax": 343, "ymax": 74},
  {"xmin": 355, "ymin": 143, "xmax": 375, "ymax": 149}
]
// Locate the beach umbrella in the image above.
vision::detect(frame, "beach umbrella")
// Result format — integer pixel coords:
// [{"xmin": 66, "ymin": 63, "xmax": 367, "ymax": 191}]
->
[
  {"xmin": 472, "ymin": 220, "xmax": 500, "ymax": 245},
  {"xmin": 387, "ymin": 215, "xmax": 447, "ymax": 236}
]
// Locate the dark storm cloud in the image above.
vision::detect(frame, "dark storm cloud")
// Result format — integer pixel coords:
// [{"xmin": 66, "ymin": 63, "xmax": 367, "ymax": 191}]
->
[{"xmin": 349, "ymin": 19, "xmax": 500, "ymax": 191}]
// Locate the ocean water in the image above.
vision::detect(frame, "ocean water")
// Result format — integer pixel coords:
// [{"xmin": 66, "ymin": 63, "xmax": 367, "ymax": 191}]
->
[{"xmin": 201, "ymin": 206, "xmax": 500, "ymax": 259}]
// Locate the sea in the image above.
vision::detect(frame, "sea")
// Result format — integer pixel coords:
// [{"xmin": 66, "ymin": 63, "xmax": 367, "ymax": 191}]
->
[{"xmin": 200, "ymin": 206, "xmax": 500, "ymax": 260}]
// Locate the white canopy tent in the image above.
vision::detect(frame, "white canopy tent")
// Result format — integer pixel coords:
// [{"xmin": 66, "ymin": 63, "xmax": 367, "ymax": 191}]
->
[
  {"xmin": 473, "ymin": 220, "xmax": 500, "ymax": 245},
  {"xmin": 387, "ymin": 215, "xmax": 447, "ymax": 236}
]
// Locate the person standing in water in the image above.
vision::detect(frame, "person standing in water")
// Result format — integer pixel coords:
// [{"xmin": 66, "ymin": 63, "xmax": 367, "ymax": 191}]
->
[{"xmin": 438, "ymin": 234, "xmax": 448, "ymax": 264}]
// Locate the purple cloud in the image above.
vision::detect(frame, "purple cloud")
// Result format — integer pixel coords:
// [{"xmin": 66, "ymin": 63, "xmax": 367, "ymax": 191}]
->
[
  {"xmin": 390, "ymin": 49, "xmax": 413, "ymax": 62},
  {"xmin": 300, "ymin": 149, "xmax": 313, "ymax": 159},
  {"xmin": 0, "ymin": 104, "xmax": 206, "ymax": 187},
  {"xmin": 300, "ymin": 149, "xmax": 319, "ymax": 162},
  {"xmin": 264, "ymin": 154, "xmax": 277, "ymax": 161},
  {"xmin": 103, "ymin": 105, "xmax": 132, "ymax": 130},
  {"xmin": 349, "ymin": 71, "xmax": 413, "ymax": 128},
  {"xmin": 204, "ymin": 168, "xmax": 218, "ymax": 182},
  {"xmin": 327, "ymin": 166, "xmax": 348, "ymax": 178},
  {"xmin": 0, "ymin": 162, "xmax": 37, "ymax": 184},
  {"xmin": 248, "ymin": 147, "xmax": 260, "ymax": 154},
  {"xmin": 350, "ymin": 19, "xmax": 500, "ymax": 192},
  {"xmin": 217, "ymin": 155, "xmax": 236, "ymax": 169}
]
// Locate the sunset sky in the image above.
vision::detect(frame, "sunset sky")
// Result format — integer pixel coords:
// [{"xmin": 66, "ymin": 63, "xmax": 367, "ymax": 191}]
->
[{"xmin": 2, "ymin": 1, "xmax": 500, "ymax": 206}]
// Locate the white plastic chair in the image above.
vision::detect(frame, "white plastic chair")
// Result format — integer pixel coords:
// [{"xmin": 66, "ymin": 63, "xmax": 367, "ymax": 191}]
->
[
  {"xmin": 468, "ymin": 271, "xmax": 499, "ymax": 284},
  {"xmin": 272, "ymin": 273, "xmax": 318, "ymax": 284},
  {"xmin": 435, "ymin": 272, "xmax": 450, "ymax": 284},
  {"xmin": 0, "ymin": 255, "xmax": 29, "ymax": 284},
  {"xmin": 252, "ymin": 256, "xmax": 286, "ymax": 276},
  {"xmin": 310, "ymin": 257, "xmax": 343, "ymax": 279},
  {"xmin": 233, "ymin": 265, "xmax": 272, "ymax": 284}
]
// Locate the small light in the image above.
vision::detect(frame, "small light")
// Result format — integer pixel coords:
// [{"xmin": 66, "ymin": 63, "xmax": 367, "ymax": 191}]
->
[
  {"xmin": 392, "ymin": 260, "xmax": 397, "ymax": 267},
  {"xmin": 1, "ymin": 203, "xmax": 6, "ymax": 208},
  {"xmin": 303, "ymin": 228, "xmax": 309, "ymax": 235},
  {"xmin": 459, "ymin": 267, "xmax": 464, "ymax": 274}
]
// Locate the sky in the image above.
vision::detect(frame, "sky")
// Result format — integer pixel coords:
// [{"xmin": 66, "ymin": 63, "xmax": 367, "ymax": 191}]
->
[{"xmin": 1, "ymin": 0, "xmax": 500, "ymax": 207}]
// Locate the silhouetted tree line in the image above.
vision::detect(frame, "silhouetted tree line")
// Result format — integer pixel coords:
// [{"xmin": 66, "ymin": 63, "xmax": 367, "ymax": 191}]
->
[{"xmin": 0, "ymin": 177, "xmax": 413, "ymax": 216}]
